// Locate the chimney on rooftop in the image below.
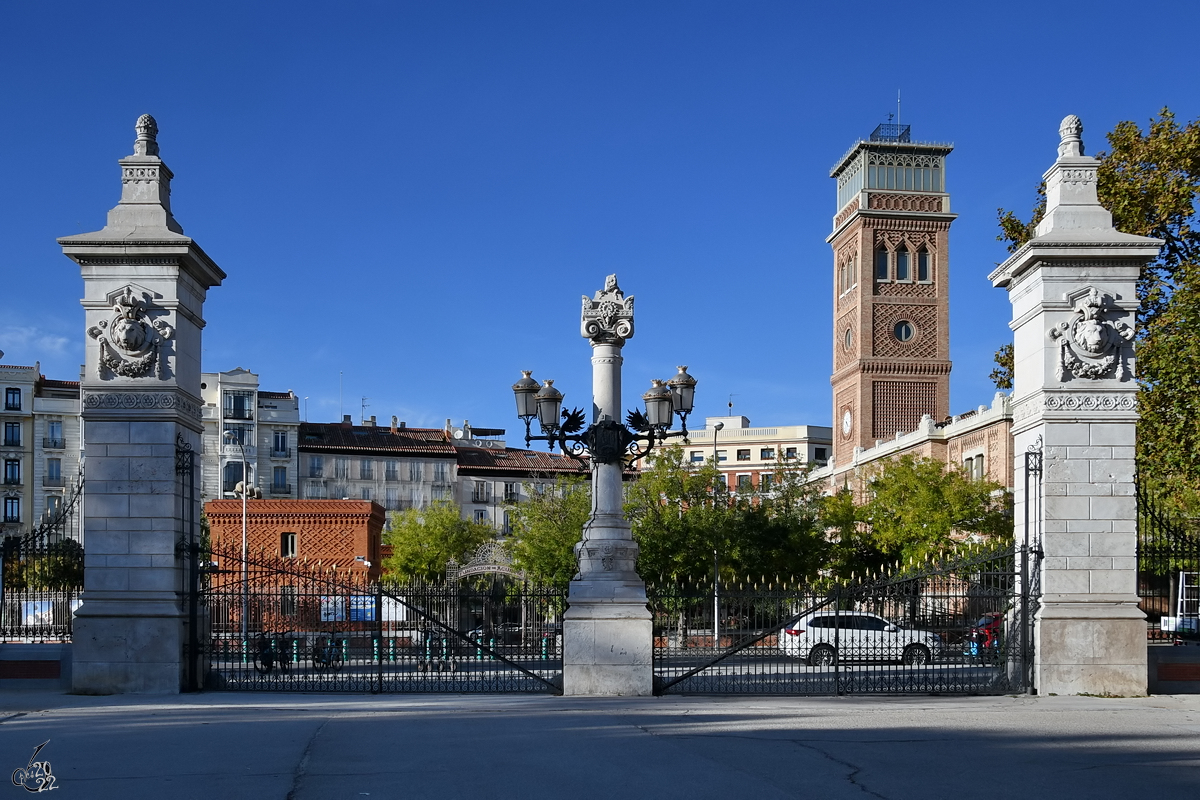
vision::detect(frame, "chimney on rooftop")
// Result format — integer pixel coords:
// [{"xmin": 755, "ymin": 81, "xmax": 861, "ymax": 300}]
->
[
  {"xmin": 390, "ymin": 415, "xmax": 398, "ymax": 434},
  {"xmin": 366, "ymin": 415, "xmax": 376, "ymax": 427},
  {"xmin": 342, "ymin": 414, "xmax": 352, "ymax": 427}
]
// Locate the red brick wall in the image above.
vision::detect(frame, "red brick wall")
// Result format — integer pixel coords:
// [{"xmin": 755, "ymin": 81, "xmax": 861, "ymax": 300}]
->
[{"xmin": 204, "ymin": 499, "xmax": 385, "ymax": 579}]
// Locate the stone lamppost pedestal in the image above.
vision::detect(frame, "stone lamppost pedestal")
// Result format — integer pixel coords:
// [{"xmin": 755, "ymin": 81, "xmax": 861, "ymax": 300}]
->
[{"xmin": 562, "ymin": 277, "xmax": 653, "ymax": 696}]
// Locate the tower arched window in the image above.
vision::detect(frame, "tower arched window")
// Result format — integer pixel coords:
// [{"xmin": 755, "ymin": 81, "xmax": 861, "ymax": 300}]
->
[
  {"xmin": 875, "ymin": 248, "xmax": 890, "ymax": 282},
  {"xmin": 917, "ymin": 248, "xmax": 931, "ymax": 282},
  {"xmin": 896, "ymin": 247, "xmax": 910, "ymax": 281}
]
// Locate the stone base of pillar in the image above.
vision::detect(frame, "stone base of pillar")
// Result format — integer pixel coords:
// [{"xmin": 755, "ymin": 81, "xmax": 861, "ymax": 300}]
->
[
  {"xmin": 563, "ymin": 581, "xmax": 653, "ymax": 696},
  {"xmin": 1035, "ymin": 600, "xmax": 1147, "ymax": 696},
  {"xmin": 72, "ymin": 604, "xmax": 184, "ymax": 694}
]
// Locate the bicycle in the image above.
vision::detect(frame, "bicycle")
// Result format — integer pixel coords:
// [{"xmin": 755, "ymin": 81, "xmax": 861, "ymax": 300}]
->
[
  {"xmin": 253, "ymin": 632, "xmax": 293, "ymax": 675},
  {"xmin": 312, "ymin": 635, "xmax": 344, "ymax": 672}
]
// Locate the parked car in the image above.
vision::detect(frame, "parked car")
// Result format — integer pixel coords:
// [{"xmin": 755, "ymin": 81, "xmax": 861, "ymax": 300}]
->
[{"xmin": 778, "ymin": 611, "xmax": 942, "ymax": 666}]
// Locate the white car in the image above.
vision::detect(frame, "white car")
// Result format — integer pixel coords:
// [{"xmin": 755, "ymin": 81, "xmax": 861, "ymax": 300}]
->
[{"xmin": 778, "ymin": 611, "xmax": 942, "ymax": 666}]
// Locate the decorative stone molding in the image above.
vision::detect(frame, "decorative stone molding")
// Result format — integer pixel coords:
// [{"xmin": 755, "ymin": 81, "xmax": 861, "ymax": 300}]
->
[
  {"xmin": 83, "ymin": 391, "xmax": 202, "ymax": 419},
  {"xmin": 1048, "ymin": 287, "xmax": 1133, "ymax": 381},
  {"xmin": 1043, "ymin": 392, "xmax": 1136, "ymax": 412},
  {"xmin": 581, "ymin": 274, "xmax": 634, "ymax": 344},
  {"xmin": 87, "ymin": 286, "xmax": 174, "ymax": 379}
]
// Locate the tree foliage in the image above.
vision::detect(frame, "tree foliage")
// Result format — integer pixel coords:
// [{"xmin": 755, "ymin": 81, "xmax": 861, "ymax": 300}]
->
[
  {"xmin": 626, "ymin": 445, "xmax": 828, "ymax": 580},
  {"xmin": 990, "ymin": 343, "xmax": 1014, "ymax": 390},
  {"xmin": 996, "ymin": 108, "xmax": 1200, "ymax": 510},
  {"xmin": 507, "ymin": 477, "xmax": 591, "ymax": 586},
  {"xmin": 860, "ymin": 455, "xmax": 1010, "ymax": 561},
  {"xmin": 382, "ymin": 501, "xmax": 494, "ymax": 581}
]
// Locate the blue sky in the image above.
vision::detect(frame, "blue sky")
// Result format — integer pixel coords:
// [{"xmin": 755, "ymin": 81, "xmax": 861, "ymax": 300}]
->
[{"xmin": 2, "ymin": 1, "xmax": 1198, "ymax": 434}]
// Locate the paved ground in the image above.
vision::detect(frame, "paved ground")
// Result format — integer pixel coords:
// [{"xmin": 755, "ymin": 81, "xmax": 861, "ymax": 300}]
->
[{"xmin": 0, "ymin": 691, "xmax": 1195, "ymax": 799}]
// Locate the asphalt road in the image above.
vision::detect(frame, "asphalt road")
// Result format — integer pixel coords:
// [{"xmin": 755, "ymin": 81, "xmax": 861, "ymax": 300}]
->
[{"xmin": 0, "ymin": 691, "xmax": 1195, "ymax": 799}]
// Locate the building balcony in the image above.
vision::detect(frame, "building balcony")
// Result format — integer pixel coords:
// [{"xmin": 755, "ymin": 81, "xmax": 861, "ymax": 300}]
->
[
  {"xmin": 2, "ymin": 515, "xmax": 19, "ymax": 523},
  {"xmin": 223, "ymin": 408, "xmax": 254, "ymax": 420},
  {"xmin": 270, "ymin": 448, "xmax": 291, "ymax": 459},
  {"xmin": 43, "ymin": 476, "xmax": 64, "ymax": 488},
  {"xmin": 220, "ymin": 444, "xmax": 257, "ymax": 459},
  {"xmin": 384, "ymin": 472, "xmax": 399, "ymax": 482},
  {"xmin": 3, "ymin": 478, "xmax": 21, "ymax": 486},
  {"xmin": 2, "ymin": 439, "xmax": 20, "ymax": 448},
  {"xmin": 270, "ymin": 484, "xmax": 292, "ymax": 495},
  {"xmin": 42, "ymin": 438, "xmax": 65, "ymax": 449}
]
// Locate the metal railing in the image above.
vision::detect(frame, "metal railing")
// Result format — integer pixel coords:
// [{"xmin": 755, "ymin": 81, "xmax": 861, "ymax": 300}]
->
[
  {"xmin": 1137, "ymin": 481, "xmax": 1200, "ymax": 641},
  {"xmin": 649, "ymin": 544, "xmax": 1032, "ymax": 696},
  {"xmin": 224, "ymin": 408, "xmax": 254, "ymax": 420},
  {"xmin": 270, "ymin": 448, "xmax": 291, "ymax": 458},
  {"xmin": 0, "ymin": 536, "xmax": 84, "ymax": 643},
  {"xmin": 42, "ymin": 438, "xmax": 65, "ymax": 449},
  {"xmin": 42, "ymin": 476, "xmax": 64, "ymax": 488},
  {"xmin": 270, "ymin": 484, "xmax": 292, "ymax": 495},
  {"xmin": 200, "ymin": 540, "xmax": 565, "ymax": 693}
]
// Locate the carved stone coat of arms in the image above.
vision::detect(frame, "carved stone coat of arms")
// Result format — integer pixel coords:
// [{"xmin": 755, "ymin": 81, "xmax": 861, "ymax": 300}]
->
[
  {"xmin": 1048, "ymin": 287, "xmax": 1133, "ymax": 381},
  {"xmin": 88, "ymin": 286, "xmax": 174, "ymax": 379}
]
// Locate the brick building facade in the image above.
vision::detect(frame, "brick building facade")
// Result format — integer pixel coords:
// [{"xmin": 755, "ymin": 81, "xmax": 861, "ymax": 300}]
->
[{"xmin": 205, "ymin": 499, "xmax": 385, "ymax": 579}]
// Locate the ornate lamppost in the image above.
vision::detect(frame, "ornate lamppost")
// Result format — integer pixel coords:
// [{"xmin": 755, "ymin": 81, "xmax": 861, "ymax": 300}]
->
[{"xmin": 511, "ymin": 274, "xmax": 696, "ymax": 695}]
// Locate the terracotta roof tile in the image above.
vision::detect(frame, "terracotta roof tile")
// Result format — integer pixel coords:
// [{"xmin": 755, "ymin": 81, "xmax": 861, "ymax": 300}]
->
[
  {"xmin": 454, "ymin": 445, "xmax": 589, "ymax": 476},
  {"xmin": 298, "ymin": 422, "xmax": 456, "ymax": 456}
]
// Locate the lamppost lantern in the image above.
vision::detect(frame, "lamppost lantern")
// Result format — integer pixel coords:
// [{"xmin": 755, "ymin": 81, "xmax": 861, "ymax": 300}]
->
[
  {"xmin": 510, "ymin": 275, "xmax": 696, "ymax": 467},
  {"xmin": 512, "ymin": 371, "xmax": 539, "ymax": 419},
  {"xmin": 534, "ymin": 379, "xmax": 564, "ymax": 431},
  {"xmin": 668, "ymin": 365, "xmax": 696, "ymax": 417},
  {"xmin": 642, "ymin": 379, "xmax": 674, "ymax": 428}
]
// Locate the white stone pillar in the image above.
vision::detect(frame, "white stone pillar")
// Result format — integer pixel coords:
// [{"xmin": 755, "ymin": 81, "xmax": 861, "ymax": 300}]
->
[
  {"xmin": 59, "ymin": 116, "xmax": 225, "ymax": 693},
  {"xmin": 563, "ymin": 275, "xmax": 653, "ymax": 696},
  {"xmin": 990, "ymin": 116, "xmax": 1160, "ymax": 695}
]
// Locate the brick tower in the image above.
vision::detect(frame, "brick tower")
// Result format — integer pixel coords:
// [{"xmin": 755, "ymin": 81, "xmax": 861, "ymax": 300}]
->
[{"xmin": 827, "ymin": 123, "xmax": 955, "ymax": 467}]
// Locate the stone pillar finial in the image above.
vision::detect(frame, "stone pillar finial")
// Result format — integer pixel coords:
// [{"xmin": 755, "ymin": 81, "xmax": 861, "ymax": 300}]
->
[
  {"xmin": 134, "ymin": 114, "xmax": 160, "ymax": 157},
  {"xmin": 1058, "ymin": 114, "xmax": 1084, "ymax": 158}
]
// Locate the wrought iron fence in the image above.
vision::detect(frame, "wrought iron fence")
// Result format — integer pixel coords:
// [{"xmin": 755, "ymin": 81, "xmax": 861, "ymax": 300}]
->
[
  {"xmin": 0, "ymin": 472, "xmax": 85, "ymax": 643},
  {"xmin": 649, "ymin": 545, "xmax": 1033, "ymax": 696},
  {"xmin": 1137, "ymin": 482, "xmax": 1200, "ymax": 641},
  {"xmin": 201, "ymin": 539, "xmax": 565, "ymax": 693}
]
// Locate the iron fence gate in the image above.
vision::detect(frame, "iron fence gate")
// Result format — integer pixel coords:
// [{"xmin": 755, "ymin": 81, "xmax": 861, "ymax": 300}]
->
[
  {"xmin": 198, "ymin": 539, "xmax": 565, "ymax": 693},
  {"xmin": 1137, "ymin": 481, "xmax": 1200, "ymax": 642},
  {"xmin": 0, "ymin": 473, "xmax": 84, "ymax": 644},
  {"xmin": 650, "ymin": 544, "xmax": 1037, "ymax": 696}
]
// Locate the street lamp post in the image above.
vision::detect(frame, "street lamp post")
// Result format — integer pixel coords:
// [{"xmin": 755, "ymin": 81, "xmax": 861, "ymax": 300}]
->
[
  {"xmin": 223, "ymin": 430, "xmax": 253, "ymax": 650},
  {"xmin": 511, "ymin": 275, "xmax": 696, "ymax": 696}
]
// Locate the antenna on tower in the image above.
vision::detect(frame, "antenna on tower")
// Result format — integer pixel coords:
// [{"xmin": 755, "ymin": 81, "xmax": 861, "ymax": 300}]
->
[
  {"xmin": 897, "ymin": 89, "xmax": 902, "ymax": 127},
  {"xmin": 361, "ymin": 396, "xmax": 370, "ymax": 425}
]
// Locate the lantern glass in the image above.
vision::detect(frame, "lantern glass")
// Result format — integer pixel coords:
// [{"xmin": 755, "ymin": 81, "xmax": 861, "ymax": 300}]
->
[
  {"xmin": 668, "ymin": 365, "xmax": 696, "ymax": 415},
  {"xmin": 512, "ymin": 371, "xmax": 539, "ymax": 419},
  {"xmin": 535, "ymin": 380, "xmax": 563, "ymax": 429},
  {"xmin": 643, "ymin": 380, "xmax": 674, "ymax": 427}
]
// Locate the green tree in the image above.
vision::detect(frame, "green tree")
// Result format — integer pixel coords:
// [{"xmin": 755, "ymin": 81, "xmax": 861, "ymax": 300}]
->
[
  {"xmin": 990, "ymin": 342, "xmax": 1014, "ymax": 390},
  {"xmin": 382, "ymin": 501, "xmax": 494, "ymax": 581},
  {"xmin": 858, "ymin": 454, "xmax": 1011, "ymax": 563},
  {"xmin": 997, "ymin": 108, "xmax": 1200, "ymax": 510},
  {"xmin": 507, "ymin": 477, "xmax": 591, "ymax": 586},
  {"xmin": 626, "ymin": 445, "xmax": 827, "ymax": 580}
]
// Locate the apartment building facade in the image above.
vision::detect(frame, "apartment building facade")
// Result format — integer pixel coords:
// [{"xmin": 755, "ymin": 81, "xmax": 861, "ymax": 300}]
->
[{"xmin": 0, "ymin": 362, "xmax": 82, "ymax": 539}]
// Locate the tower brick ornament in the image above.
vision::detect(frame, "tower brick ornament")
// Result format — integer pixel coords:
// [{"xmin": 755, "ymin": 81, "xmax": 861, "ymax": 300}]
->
[
  {"xmin": 990, "ymin": 116, "xmax": 1161, "ymax": 696},
  {"xmin": 59, "ymin": 116, "xmax": 225, "ymax": 693},
  {"xmin": 827, "ymin": 125, "xmax": 955, "ymax": 465}
]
